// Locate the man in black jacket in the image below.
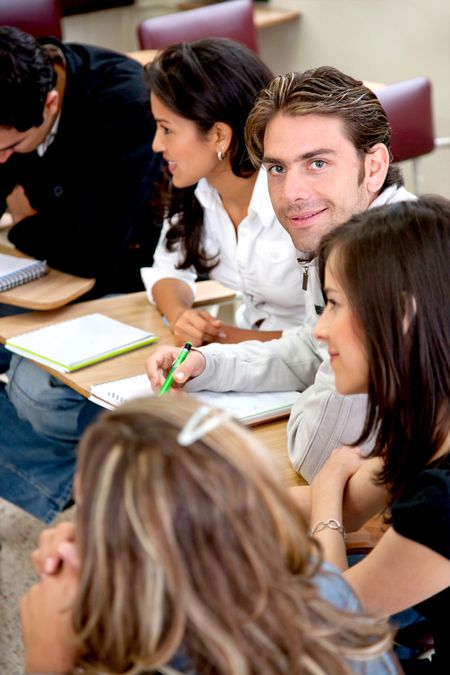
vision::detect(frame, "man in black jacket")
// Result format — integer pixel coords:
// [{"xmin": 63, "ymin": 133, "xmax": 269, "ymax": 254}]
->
[
  {"xmin": 0, "ymin": 28, "xmax": 162, "ymax": 522},
  {"xmin": 0, "ymin": 26, "xmax": 161, "ymax": 295}
]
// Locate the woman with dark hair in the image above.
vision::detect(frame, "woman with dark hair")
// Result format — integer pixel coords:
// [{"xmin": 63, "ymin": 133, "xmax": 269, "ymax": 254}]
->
[
  {"xmin": 141, "ymin": 39, "xmax": 306, "ymax": 347},
  {"xmin": 21, "ymin": 396, "xmax": 398, "ymax": 674},
  {"xmin": 294, "ymin": 196, "xmax": 450, "ymax": 672}
]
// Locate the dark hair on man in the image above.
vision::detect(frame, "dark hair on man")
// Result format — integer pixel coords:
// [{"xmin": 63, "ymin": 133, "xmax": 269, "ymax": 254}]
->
[
  {"xmin": 318, "ymin": 196, "xmax": 450, "ymax": 508},
  {"xmin": 0, "ymin": 26, "xmax": 56, "ymax": 131},
  {"xmin": 144, "ymin": 38, "xmax": 273, "ymax": 274},
  {"xmin": 245, "ymin": 67, "xmax": 403, "ymax": 192}
]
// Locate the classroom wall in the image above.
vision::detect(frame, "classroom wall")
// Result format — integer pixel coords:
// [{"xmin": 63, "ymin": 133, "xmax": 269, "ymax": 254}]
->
[{"xmin": 63, "ymin": 0, "xmax": 449, "ymax": 198}]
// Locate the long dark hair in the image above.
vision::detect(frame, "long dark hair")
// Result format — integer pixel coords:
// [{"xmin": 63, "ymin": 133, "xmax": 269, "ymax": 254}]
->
[
  {"xmin": 318, "ymin": 197, "xmax": 450, "ymax": 508},
  {"xmin": 144, "ymin": 38, "xmax": 273, "ymax": 274}
]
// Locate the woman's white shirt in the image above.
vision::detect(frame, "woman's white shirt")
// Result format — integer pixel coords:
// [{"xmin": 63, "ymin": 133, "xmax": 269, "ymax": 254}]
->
[{"xmin": 141, "ymin": 169, "xmax": 306, "ymax": 331}]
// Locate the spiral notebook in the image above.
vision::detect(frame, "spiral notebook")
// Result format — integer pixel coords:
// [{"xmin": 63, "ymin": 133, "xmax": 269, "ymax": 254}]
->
[
  {"xmin": 90, "ymin": 373, "xmax": 300, "ymax": 426},
  {"xmin": 0, "ymin": 252, "xmax": 48, "ymax": 292},
  {"xmin": 5, "ymin": 313, "xmax": 159, "ymax": 373}
]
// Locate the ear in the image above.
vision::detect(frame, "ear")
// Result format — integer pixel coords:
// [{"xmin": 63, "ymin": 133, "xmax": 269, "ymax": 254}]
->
[
  {"xmin": 43, "ymin": 89, "xmax": 60, "ymax": 120},
  {"xmin": 364, "ymin": 143, "xmax": 390, "ymax": 195},
  {"xmin": 212, "ymin": 122, "xmax": 233, "ymax": 154}
]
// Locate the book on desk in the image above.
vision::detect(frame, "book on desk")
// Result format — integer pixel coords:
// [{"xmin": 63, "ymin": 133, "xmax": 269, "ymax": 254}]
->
[
  {"xmin": 5, "ymin": 313, "xmax": 158, "ymax": 373},
  {"xmin": 0, "ymin": 252, "xmax": 49, "ymax": 291},
  {"xmin": 90, "ymin": 373, "xmax": 300, "ymax": 426}
]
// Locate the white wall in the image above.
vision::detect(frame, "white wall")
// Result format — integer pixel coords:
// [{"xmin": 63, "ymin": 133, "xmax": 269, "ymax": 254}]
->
[
  {"xmin": 63, "ymin": 0, "xmax": 449, "ymax": 197},
  {"xmin": 258, "ymin": 0, "xmax": 450, "ymax": 198}
]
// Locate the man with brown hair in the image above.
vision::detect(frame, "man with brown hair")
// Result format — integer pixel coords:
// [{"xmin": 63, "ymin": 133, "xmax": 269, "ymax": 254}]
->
[{"xmin": 147, "ymin": 67, "xmax": 416, "ymax": 481}]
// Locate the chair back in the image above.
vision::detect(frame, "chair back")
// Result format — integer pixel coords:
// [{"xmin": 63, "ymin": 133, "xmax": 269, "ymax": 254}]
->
[
  {"xmin": 0, "ymin": 0, "xmax": 62, "ymax": 38},
  {"xmin": 377, "ymin": 77, "xmax": 435, "ymax": 163},
  {"xmin": 138, "ymin": 0, "xmax": 258, "ymax": 53}
]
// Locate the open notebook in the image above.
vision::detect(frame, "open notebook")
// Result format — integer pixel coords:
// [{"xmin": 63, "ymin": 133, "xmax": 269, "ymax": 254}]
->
[
  {"xmin": 5, "ymin": 313, "xmax": 158, "ymax": 373},
  {"xmin": 0, "ymin": 252, "xmax": 48, "ymax": 292},
  {"xmin": 90, "ymin": 373, "xmax": 300, "ymax": 426}
]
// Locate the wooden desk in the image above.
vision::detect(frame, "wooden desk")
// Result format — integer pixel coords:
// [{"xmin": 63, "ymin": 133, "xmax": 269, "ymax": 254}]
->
[
  {"xmin": 127, "ymin": 49, "xmax": 158, "ymax": 66},
  {"xmin": 177, "ymin": 3, "xmax": 301, "ymax": 29},
  {"xmin": 0, "ymin": 288, "xmax": 302, "ymax": 487},
  {"xmin": 0, "ymin": 241, "xmax": 95, "ymax": 310}
]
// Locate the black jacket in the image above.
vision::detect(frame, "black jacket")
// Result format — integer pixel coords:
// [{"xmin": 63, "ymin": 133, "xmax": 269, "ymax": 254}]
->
[{"xmin": 2, "ymin": 39, "xmax": 162, "ymax": 295}]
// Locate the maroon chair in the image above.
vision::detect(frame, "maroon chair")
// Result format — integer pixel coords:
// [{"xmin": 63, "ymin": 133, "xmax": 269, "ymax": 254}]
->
[
  {"xmin": 0, "ymin": 0, "xmax": 62, "ymax": 38},
  {"xmin": 376, "ymin": 77, "xmax": 435, "ymax": 194},
  {"xmin": 137, "ymin": 0, "xmax": 259, "ymax": 54}
]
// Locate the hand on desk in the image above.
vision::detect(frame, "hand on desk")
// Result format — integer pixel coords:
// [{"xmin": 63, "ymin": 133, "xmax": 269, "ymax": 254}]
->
[
  {"xmin": 6, "ymin": 184, "xmax": 37, "ymax": 223},
  {"xmin": 145, "ymin": 344, "xmax": 206, "ymax": 391},
  {"xmin": 171, "ymin": 307, "xmax": 225, "ymax": 347}
]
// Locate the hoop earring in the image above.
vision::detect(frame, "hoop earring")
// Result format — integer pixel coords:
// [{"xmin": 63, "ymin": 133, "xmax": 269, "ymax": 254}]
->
[{"xmin": 217, "ymin": 149, "xmax": 225, "ymax": 161}]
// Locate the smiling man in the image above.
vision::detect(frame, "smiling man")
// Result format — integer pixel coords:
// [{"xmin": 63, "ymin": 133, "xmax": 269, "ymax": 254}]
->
[{"xmin": 147, "ymin": 67, "xmax": 416, "ymax": 480}]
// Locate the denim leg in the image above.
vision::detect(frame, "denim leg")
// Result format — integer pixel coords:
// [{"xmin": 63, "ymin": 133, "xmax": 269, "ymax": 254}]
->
[
  {"xmin": 0, "ymin": 382, "xmax": 76, "ymax": 522},
  {"xmin": 6, "ymin": 355, "xmax": 100, "ymax": 443},
  {"xmin": 0, "ymin": 302, "xmax": 31, "ymax": 372}
]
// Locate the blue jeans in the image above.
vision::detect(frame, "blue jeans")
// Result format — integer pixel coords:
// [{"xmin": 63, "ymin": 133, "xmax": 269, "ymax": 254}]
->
[{"xmin": 0, "ymin": 356, "xmax": 100, "ymax": 522}]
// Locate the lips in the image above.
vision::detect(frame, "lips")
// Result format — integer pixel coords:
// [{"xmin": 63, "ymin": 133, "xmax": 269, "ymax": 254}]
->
[
  {"xmin": 328, "ymin": 351, "xmax": 338, "ymax": 364},
  {"xmin": 287, "ymin": 207, "xmax": 327, "ymax": 228},
  {"xmin": 166, "ymin": 160, "xmax": 177, "ymax": 174}
]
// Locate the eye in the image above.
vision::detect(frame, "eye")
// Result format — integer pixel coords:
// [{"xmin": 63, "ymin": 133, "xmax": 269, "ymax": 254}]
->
[
  {"xmin": 310, "ymin": 159, "xmax": 326, "ymax": 170},
  {"xmin": 267, "ymin": 164, "xmax": 285, "ymax": 176},
  {"xmin": 325, "ymin": 297, "xmax": 338, "ymax": 309}
]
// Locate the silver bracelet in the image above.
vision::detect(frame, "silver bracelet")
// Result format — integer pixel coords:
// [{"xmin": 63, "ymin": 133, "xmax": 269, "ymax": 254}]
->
[{"xmin": 310, "ymin": 518, "xmax": 347, "ymax": 540}]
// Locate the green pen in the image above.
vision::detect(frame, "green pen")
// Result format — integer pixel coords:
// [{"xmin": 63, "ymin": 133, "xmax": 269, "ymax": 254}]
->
[{"xmin": 158, "ymin": 342, "xmax": 193, "ymax": 396}]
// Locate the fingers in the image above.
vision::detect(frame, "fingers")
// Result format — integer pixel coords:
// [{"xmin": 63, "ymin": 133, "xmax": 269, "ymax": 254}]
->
[
  {"xmin": 172, "ymin": 309, "xmax": 226, "ymax": 346},
  {"xmin": 32, "ymin": 522, "xmax": 76, "ymax": 578},
  {"xmin": 145, "ymin": 345, "xmax": 206, "ymax": 391}
]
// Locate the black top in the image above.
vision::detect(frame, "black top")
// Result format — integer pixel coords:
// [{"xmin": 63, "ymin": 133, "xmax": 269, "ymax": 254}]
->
[
  {"xmin": 2, "ymin": 39, "xmax": 162, "ymax": 296},
  {"xmin": 392, "ymin": 453, "xmax": 450, "ymax": 672}
]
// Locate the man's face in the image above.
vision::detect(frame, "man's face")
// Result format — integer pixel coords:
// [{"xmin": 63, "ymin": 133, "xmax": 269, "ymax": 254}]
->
[
  {"xmin": 0, "ymin": 90, "xmax": 59, "ymax": 164},
  {"xmin": 0, "ymin": 125, "xmax": 49, "ymax": 163},
  {"xmin": 262, "ymin": 113, "xmax": 377, "ymax": 253}
]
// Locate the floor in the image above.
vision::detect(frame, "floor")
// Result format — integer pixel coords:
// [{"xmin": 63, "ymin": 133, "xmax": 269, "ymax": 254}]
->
[{"xmin": 0, "ymin": 497, "xmax": 74, "ymax": 674}]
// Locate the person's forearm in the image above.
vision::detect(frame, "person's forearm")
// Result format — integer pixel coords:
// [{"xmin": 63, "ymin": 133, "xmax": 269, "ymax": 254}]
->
[
  {"xmin": 342, "ymin": 457, "xmax": 387, "ymax": 532},
  {"xmin": 153, "ymin": 278, "xmax": 195, "ymax": 325},
  {"xmin": 310, "ymin": 479, "xmax": 348, "ymax": 571},
  {"xmin": 216, "ymin": 326, "xmax": 282, "ymax": 344}
]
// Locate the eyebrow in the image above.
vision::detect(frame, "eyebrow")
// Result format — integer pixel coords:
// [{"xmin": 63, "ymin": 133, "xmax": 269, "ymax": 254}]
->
[{"xmin": 262, "ymin": 148, "xmax": 337, "ymax": 165}]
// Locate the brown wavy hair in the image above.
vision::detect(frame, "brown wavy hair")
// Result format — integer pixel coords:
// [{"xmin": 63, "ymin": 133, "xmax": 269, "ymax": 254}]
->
[
  {"xmin": 318, "ymin": 196, "xmax": 450, "ymax": 509},
  {"xmin": 145, "ymin": 39, "xmax": 274, "ymax": 275},
  {"xmin": 245, "ymin": 67, "xmax": 403, "ymax": 191},
  {"xmin": 71, "ymin": 396, "xmax": 394, "ymax": 674}
]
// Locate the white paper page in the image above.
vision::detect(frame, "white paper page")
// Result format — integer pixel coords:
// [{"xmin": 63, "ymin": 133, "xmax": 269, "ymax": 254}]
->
[
  {"xmin": 91, "ymin": 373, "xmax": 300, "ymax": 423},
  {"xmin": 0, "ymin": 252, "xmax": 40, "ymax": 275}
]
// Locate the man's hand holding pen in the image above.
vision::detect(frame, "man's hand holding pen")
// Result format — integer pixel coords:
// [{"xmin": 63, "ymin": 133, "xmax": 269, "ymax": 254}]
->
[{"xmin": 145, "ymin": 344, "xmax": 206, "ymax": 393}]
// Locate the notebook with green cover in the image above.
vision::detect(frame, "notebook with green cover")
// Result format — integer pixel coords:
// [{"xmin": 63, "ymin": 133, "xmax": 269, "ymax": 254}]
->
[{"xmin": 5, "ymin": 313, "xmax": 158, "ymax": 373}]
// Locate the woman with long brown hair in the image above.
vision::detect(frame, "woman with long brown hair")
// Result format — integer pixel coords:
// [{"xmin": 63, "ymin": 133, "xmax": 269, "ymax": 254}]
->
[
  {"xmin": 297, "ymin": 196, "xmax": 450, "ymax": 672},
  {"xmin": 21, "ymin": 396, "xmax": 397, "ymax": 674}
]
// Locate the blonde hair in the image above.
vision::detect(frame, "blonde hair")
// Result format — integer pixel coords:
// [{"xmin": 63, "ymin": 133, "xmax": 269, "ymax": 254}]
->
[{"xmin": 73, "ymin": 396, "xmax": 393, "ymax": 674}]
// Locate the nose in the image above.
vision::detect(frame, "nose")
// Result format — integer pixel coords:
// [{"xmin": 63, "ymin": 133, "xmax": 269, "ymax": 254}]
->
[
  {"xmin": 152, "ymin": 128, "xmax": 164, "ymax": 153},
  {"xmin": 313, "ymin": 306, "xmax": 330, "ymax": 343},
  {"xmin": 282, "ymin": 169, "xmax": 311, "ymax": 204}
]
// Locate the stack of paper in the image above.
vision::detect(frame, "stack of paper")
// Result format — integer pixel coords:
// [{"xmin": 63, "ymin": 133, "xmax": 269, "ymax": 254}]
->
[
  {"xmin": 5, "ymin": 313, "xmax": 158, "ymax": 372},
  {"xmin": 90, "ymin": 373, "xmax": 300, "ymax": 426}
]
